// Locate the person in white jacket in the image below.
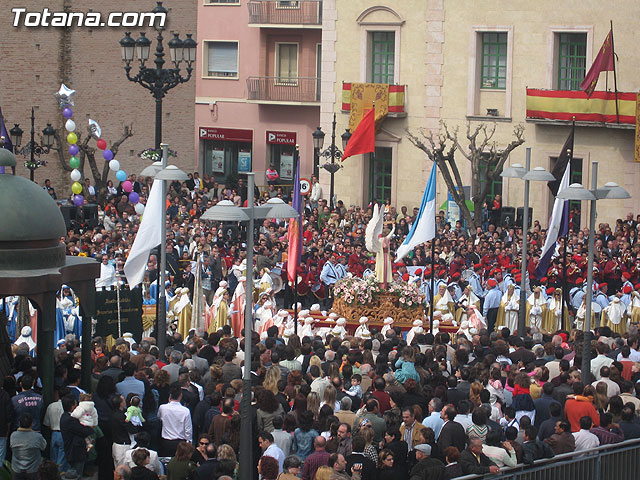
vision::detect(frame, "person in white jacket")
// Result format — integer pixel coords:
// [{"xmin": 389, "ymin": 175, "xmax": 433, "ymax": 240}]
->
[{"xmin": 310, "ymin": 175, "xmax": 322, "ymax": 209}]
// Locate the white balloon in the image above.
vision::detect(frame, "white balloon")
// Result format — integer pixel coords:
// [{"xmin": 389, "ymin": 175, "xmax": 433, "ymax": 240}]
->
[
  {"xmin": 135, "ymin": 203, "xmax": 145, "ymax": 215},
  {"xmin": 65, "ymin": 119, "xmax": 76, "ymax": 132},
  {"xmin": 70, "ymin": 169, "xmax": 81, "ymax": 182},
  {"xmin": 109, "ymin": 159, "xmax": 120, "ymax": 171}
]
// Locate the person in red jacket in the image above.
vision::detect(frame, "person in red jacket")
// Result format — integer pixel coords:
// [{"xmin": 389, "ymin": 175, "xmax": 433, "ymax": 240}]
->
[{"xmin": 564, "ymin": 381, "xmax": 600, "ymax": 432}]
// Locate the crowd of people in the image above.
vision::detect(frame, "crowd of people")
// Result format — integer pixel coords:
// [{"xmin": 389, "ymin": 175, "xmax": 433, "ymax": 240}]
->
[{"xmin": 3, "ymin": 170, "xmax": 640, "ymax": 480}]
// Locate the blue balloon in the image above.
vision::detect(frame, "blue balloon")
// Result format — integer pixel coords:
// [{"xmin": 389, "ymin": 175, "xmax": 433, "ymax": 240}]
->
[
  {"xmin": 116, "ymin": 169, "xmax": 127, "ymax": 182},
  {"xmin": 103, "ymin": 149, "xmax": 114, "ymax": 161}
]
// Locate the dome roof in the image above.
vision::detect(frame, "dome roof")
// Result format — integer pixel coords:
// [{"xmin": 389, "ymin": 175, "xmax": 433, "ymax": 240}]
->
[{"xmin": 0, "ymin": 148, "xmax": 66, "ymax": 269}]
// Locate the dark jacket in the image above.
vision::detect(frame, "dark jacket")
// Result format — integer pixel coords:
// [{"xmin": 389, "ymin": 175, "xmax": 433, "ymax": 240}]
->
[
  {"xmin": 458, "ymin": 449, "xmax": 496, "ymax": 475},
  {"xmin": 437, "ymin": 420, "xmax": 466, "ymax": 458},
  {"xmin": 60, "ymin": 412, "xmax": 94, "ymax": 463},
  {"xmin": 408, "ymin": 457, "xmax": 447, "ymax": 480},
  {"xmin": 0, "ymin": 389, "xmax": 13, "ymax": 437},
  {"xmin": 544, "ymin": 432, "xmax": 575, "ymax": 454},
  {"xmin": 445, "ymin": 388, "xmax": 467, "ymax": 409},
  {"xmin": 130, "ymin": 466, "xmax": 160, "ymax": 480},
  {"xmin": 345, "ymin": 453, "xmax": 377, "ymax": 480},
  {"xmin": 522, "ymin": 439, "xmax": 555, "ymax": 464}
]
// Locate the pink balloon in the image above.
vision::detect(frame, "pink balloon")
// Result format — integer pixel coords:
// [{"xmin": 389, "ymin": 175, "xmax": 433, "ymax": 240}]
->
[{"xmin": 122, "ymin": 180, "xmax": 133, "ymax": 193}]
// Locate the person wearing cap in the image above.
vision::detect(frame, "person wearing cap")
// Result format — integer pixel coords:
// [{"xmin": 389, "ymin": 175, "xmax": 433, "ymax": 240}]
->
[
  {"xmin": 495, "ymin": 283, "xmax": 519, "ymax": 333},
  {"xmin": 406, "ymin": 319, "xmax": 423, "ymax": 346},
  {"xmin": 381, "ymin": 317, "xmax": 394, "ymax": 337},
  {"xmin": 408, "ymin": 443, "xmax": 446, "ymax": 480},
  {"xmin": 432, "ymin": 284, "xmax": 455, "ymax": 318},
  {"xmin": 602, "ymin": 297, "xmax": 627, "ymax": 335},
  {"xmin": 354, "ymin": 317, "xmax": 370, "ymax": 339},
  {"xmin": 482, "ymin": 278, "xmax": 502, "ymax": 333},
  {"xmin": 527, "ymin": 287, "xmax": 547, "ymax": 331},
  {"xmin": 543, "ymin": 288, "xmax": 568, "ymax": 333}
]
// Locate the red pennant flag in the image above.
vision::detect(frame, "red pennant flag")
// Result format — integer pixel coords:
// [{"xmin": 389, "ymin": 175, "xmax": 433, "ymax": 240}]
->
[
  {"xmin": 580, "ymin": 29, "xmax": 614, "ymax": 98},
  {"xmin": 341, "ymin": 108, "xmax": 375, "ymax": 161}
]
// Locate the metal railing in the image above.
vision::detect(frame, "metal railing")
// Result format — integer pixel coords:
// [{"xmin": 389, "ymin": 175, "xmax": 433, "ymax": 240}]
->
[
  {"xmin": 247, "ymin": 0, "xmax": 322, "ymax": 25},
  {"xmin": 455, "ymin": 438, "xmax": 640, "ymax": 480},
  {"xmin": 246, "ymin": 76, "xmax": 320, "ymax": 103}
]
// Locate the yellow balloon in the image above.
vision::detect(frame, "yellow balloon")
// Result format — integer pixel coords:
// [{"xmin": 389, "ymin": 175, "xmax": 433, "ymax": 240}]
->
[
  {"xmin": 72, "ymin": 182, "xmax": 82, "ymax": 194},
  {"xmin": 67, "ymin": 132, "xmax": 78, "ymax": 144}
]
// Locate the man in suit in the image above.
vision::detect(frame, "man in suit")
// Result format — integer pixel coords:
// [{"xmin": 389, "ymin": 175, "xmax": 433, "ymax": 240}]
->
[
  {"xmin": 459, "ymin": 438, "xmax": 500, "ymax": 475},
  {"xmin": 437, "ymin": 406, "xmax": 467, "ymax": 458},
  {"xmin": 400, "ymin": 407, "xmax": 427, "ymax": 452},
  {"xmin": 445, "ymin": 376, "xmax": 466, "ymax": 409},
  {"xmin": 544, "ymin": 420, "xmax": 575, "ymax": 454}
]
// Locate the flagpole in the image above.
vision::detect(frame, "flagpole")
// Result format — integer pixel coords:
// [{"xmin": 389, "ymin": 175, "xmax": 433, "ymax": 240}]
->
[
  {"xmin": 293, "ymin": 148, "xmax": 299, "ymax": 334},
  {"xmin": 610, "ymin": 20, "xmax": 620, "ymax": 123},
  {"xmin": 429, "ymin": 236, "xmax": 435, "ymax": 334},
  {"xmin": 561, "ymin": 124, "xmax": 574, "ymax": 328}
]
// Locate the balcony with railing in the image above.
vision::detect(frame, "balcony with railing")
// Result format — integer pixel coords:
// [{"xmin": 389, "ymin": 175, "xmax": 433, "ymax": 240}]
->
[
  {"xmin": 246, "ymin": 76, "xmax": 320, "ymax": 105},
  {"xmin": 526, "ymin": 88, "xmax": 637, "ymax": 129},
  {"xmin": 247, "ymin": 0, "xmax": 322, "ymax": 28}
]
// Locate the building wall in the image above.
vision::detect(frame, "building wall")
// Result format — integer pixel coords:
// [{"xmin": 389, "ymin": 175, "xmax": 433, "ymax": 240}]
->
[
  {"xmin": 439, "ymin": 3, "xmax": 640, "ymax": 228},
  {"xmin": 322, "ymin": 1, "xmax": 443, "ymax": 210},
  {"xmin": 0, "ymin": 0, "xmax": 196, "ymax": 193},
  {"xmin": 325, "ymin": 1, "xmax": 640, "ymax": 227},
  {"xmin": 196, "ymin": 0, "xmax": 321, "ymax": 183}
]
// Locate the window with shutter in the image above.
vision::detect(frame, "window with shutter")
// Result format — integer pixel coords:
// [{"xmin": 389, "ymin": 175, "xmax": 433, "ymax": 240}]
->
[
  {"xmin": 276, "ymin": 43, "xmax": 298, "ymax": 84},
  {"xmin": 206, "ymin": 41, "xmax": 238, "ymax": 78}
]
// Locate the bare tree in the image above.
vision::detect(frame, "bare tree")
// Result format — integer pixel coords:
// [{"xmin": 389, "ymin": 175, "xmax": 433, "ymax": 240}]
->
[
  {"xmin": 407, "ymin": 121, "xmax": 525, "ymax": 230},
  {"xmin": 50, "ymin": 124, "xmax": 134, "ymax": 204}
]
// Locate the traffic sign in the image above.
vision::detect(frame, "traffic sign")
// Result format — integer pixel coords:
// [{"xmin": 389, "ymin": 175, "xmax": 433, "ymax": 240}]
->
[{"xmin": 300, "ymin": 177, "xmax": 311, "ymax": 195}]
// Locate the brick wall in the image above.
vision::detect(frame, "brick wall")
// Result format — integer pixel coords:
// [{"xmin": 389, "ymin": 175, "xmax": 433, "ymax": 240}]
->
[{"xmin": 0, "ymin": 0, "xmax": 196, "ymax": 197}]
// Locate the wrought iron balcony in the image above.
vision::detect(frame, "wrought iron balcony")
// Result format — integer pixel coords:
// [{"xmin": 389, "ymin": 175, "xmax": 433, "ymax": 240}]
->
[
  {"xmin": 247, "ymin": 76, "xmax": 320, "ymax": 104},
  {"xmin": 247, "ymin": 1, "xmax": 322, "ymax": 27}
]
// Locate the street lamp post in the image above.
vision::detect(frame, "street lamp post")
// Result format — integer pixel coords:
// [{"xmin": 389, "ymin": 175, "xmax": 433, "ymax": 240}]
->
[
  {"xmin": 119, "ymin": 2, "xmax": 197, "ymax": 149},
  {"xmin": 501, "ymin": 147, "xmax": 555, "ymax": 338},
  {"xmin": 557, "ymin": 161, "xmax": 630, "ymax": 383},
  {"xmin": 312, "ymin": 113, "xmax": 351, "ymax": 210},
  {"xmin": 139, "ymin": 144, "xmax": 188, "ymax": 360},
  {"xmin": 201, "ymin": 175, "xmax": 297, "ymax": 480},
  {"xmin": 9, "ymin": 107, "xmax": 55, "ymax": 181}
]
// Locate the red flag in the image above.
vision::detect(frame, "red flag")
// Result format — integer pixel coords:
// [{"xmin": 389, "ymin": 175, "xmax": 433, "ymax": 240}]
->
[
  {"xmin": 342, "ymin": 108, "xmax": 375, "ymax": 161},
  {"xmin": 580, "ymin": 29, "xmax": 614, "ymax": 98},
  {"xmin": 286, "ymin": 153, "xmax": 302, "ymax": 284}
]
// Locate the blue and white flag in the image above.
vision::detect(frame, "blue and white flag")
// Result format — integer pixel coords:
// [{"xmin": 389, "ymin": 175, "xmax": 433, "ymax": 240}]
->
[
  {"xmin": 395, "ymin": 162, "xmax": 437, "ymax": 262},
  {"xmin": 535, "ymin": 162, "xmax": 570, "ymax": 279}
]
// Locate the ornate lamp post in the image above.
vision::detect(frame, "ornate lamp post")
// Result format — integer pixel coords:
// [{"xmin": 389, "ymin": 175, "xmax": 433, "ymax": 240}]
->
[
  {"xmin": 119, "ymin": 2, "xmax": 197, "ymax": 149},
  {"xmin": 9, "ymin": 108, "xmax": 55, "ymax": 181},
  {"xmin": 312, "ymin": 113, "xmax": 351, "ymax": 210},
  {"xmin": 557, "ymin": 161, "xmax": 630, "ymax": 383}
]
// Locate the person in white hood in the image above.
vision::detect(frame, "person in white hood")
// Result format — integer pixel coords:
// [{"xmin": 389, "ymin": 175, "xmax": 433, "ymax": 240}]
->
[
  {"xmin": 406, "ymin": 319, "xmax": 423, "ymax": 345},
  {"xmin": 381, "ymin": 317, "xmax": 394, "ymax": 337}
]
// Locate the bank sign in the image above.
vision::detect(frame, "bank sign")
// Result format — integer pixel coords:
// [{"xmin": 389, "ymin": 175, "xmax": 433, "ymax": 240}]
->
[{"xmin": 266, "ymin": 131, "xmax": 296, "ymax": 145}]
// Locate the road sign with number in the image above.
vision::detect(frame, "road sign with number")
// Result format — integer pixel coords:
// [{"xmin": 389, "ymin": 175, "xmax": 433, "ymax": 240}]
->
[{"xmin": 299, "ymin": 177, "xmax": 311, "ymax": 195}]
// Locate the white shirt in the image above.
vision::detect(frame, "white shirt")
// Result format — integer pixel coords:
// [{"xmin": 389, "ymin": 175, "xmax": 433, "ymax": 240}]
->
[
  {"xmin": 573, "ymin": 429, "xmax": 600, "ymax": 451},
  {"xmin": 591, "ymin": 354, "xmax": 614, "ymax": 380},
  {"xmin": 124, "ymin": 447, "xmax": 163, "ymax": 473},
  {"xmin": 263, "ymin": 443, "xmax": 285, "ymax": 473},
  {"xmin": 43, "ymin": 400, "xmax": 64, "ymax": 431},
  {"xmin": 454, "ymin": 413, "xmax": 472, "ymax": 432},
  {"xmin": 96, "ymin": 262, "xmax": 117, "ymax": 288},
  {"xmin": 617, "ymin": 348, "xmax": 640, "ymax": 362},
  {"xmin": 591, "ymin": 377, "xmax": 621, "ymax": 398},
  {"xmin": 157, "ymin": 400, "xmax": 192, "ymax": 441}
]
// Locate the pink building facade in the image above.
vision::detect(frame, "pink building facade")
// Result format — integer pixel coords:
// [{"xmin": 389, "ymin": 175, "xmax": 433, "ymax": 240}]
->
[{"xmin": 195, "ymin": 0, "xmax": 322, "ymax": 189}]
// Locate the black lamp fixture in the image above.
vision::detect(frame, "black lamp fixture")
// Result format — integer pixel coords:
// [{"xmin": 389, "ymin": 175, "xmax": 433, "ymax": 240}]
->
[
  {"xmin": 312, "ymin": 114, "xmax": 351, "ymax": 210},
  {"xmin": 118, "ymin": 2, "xmax": 197, "ymax": 149},
  {"xmin": 9, "ymin": 108, "xmax": 54, "ymax": 181}
]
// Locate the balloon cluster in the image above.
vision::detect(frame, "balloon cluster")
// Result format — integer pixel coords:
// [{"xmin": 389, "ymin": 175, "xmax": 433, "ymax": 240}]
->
[{"xmin": 56, "ymin": 84, "xmax": 144, "ymax": 215}]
